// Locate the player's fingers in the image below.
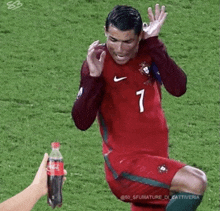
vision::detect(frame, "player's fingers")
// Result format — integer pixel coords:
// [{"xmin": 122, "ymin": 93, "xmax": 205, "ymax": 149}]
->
[
  {"xmin": 148, "ymin": 7, "xmax": 154, "ymax": 22},
  {"xmin": 87, "ymin": 49, "xmax": 98, "ymax": 67},
  {"xmin": 158, "ymin": 5, "xmax": 166, "ymax": 21},
  {"xmin": 89, "ymin": 40, "xmax": 99, "ymax": 48},
  {"xmin": 87, "ymin": 50, "xmax": 92, "ymax": 63},
  {"xmin": 88, "ymin": 45, "xmax": 95, "ymax": 54},
  {"xmin": 87, "ymin": 48, "xmax": 95, "ymax": 60},
  {"xmin": 159, "ymin": 12, "xmax": 168, "ymax": 27},
  {"xmin": 91, "ymin": 40, "xmax": 100, "ymax": 49},
  {"xmin": 99, "ymin": 51, "xmax": 106, "ymax": 64},
  {"xmin": 155, "ymin": 4, "xmax": 160, "ymax": 20},
  {"xmin": 88, "ymin": 40, "xmax": 100, "ymax": 53},
  {"xmin": 95, "ymin": 48, "xmax": 104, "ymax": 55}
]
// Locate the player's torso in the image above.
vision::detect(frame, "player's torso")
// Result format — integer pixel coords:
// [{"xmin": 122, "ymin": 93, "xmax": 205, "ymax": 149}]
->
[{"xmin": 98, "ymin": 48, "xmax": 168, "ymax": 155}]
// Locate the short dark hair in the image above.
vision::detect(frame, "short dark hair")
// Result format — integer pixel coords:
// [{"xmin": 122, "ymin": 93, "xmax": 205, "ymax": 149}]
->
[{"xmin": 105, "ymin": 5, "xmax": 143, "ymax": 35}]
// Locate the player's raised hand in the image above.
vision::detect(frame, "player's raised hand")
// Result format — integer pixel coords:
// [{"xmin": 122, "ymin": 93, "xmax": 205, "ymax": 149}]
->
[
  {"xmin": 142, "ymin": 4, "xmax": 167, "ymax": 40},
  {"xmin": 87, "ymin": 40, "xmax": 106, "ymax": 77}
]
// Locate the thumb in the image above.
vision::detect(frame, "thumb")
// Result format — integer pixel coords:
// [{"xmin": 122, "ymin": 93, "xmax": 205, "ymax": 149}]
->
[{"xmin": 40, "ymin": 153, "xmax": 49, "ymax": 169}]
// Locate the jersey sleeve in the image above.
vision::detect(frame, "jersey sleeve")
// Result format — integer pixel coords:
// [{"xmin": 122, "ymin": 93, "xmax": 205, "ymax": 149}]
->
[
  {"xmin": 144, "ymin": 37, "xmax": 187, "ymax": 97},
  {"xmin": 71, "ymin": 60, "xmax": 105, "ymax": 130}
]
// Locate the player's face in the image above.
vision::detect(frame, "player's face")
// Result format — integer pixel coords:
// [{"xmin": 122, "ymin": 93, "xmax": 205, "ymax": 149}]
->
[{"xmin": 105, "ymin": 25, "xmax": 141, "ymax": 65}]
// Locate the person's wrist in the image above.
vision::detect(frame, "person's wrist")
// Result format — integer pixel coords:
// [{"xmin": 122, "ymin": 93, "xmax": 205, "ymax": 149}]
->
[{"xmin": 30, "ymin": 183, "xmax": 47, "ymax": 198}]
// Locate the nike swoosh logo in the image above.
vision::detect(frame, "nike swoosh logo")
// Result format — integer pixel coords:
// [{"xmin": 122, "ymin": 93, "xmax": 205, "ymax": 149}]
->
[{"xmin": 114, "ymin": 76, "xmax": 127, "ymax": 82}]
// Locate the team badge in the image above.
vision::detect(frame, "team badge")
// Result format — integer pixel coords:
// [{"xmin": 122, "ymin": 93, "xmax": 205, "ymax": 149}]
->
[
  {"xmin": 139, "ymin": 62, "xmax": 150, "ymax": 76},
  {"xmin": 139, "ymin": 62, "xmax": 155, "ymax": 85},
  {"xmin": 158, "ymin": 165, "xmax": 168, "ymax": 173}
]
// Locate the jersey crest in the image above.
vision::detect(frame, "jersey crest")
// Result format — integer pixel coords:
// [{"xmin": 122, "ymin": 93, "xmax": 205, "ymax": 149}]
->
[
  {"xmin": 139, "ymin": 62, "xmax": 162, "ymax": 85},
  {"xmin": 139, "ymin": 61, "xmax": 150, "ymax": 76}
]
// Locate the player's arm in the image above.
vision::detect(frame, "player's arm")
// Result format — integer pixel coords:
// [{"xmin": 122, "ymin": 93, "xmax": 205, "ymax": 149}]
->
[
  {"xmin": 143, "ymin": 4, "xmax": 187, "ymax": 97},
  {"xmin": 146, "ymin": 37, "xmax": 187, "ymax": 97},
  {"xmin": 72, "ymin": 41, "xmax": 106, "ymax": 130}
]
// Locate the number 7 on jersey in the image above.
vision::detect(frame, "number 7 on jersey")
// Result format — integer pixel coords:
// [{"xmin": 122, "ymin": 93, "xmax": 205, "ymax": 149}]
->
[{"xmin": 136, "ymin": 89, "xmax": 145, "ymax": 113}]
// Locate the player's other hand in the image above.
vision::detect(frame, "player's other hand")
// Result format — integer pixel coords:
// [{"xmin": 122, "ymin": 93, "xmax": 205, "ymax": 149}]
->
[
  {"xmin": 31, "ymin": 153, "xmax": 67, "ymax": 197},
  {"xmin": 142, "ymin": 4, "xmax": 167, "ymax": 40},
  {"xmin": 87, "ymin": 40, "xmax": 106, "ymax": 77}
]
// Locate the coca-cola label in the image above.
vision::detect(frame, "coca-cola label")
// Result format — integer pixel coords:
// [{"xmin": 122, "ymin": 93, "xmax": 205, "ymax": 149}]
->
[{"xmin": 47, "ymin": 161, "xmax": 64, "ymax": 176}]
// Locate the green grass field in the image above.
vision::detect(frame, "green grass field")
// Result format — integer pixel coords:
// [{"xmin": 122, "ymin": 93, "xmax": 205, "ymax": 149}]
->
[{"xmin": 0, "ymin": 0, "xmax": 218, "ymax": 210}]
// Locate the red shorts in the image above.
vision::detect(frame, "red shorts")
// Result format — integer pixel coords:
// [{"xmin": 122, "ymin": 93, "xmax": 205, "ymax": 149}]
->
[{"xmin": 104, "ymin": 151, "xmax": 185, "ymax": 211}]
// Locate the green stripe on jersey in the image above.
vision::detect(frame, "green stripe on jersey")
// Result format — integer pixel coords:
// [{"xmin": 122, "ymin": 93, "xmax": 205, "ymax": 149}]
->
[
  {"xmin": 98, "ymin": 113, "xmax": 108, "ymax": 143},
  {"xmin": 104, "ymin": 154, "xmax": 118, "ymax": 179},
  {"xmin": 121, "ymin": 172, "xmax": 170, "ymax": 189}
]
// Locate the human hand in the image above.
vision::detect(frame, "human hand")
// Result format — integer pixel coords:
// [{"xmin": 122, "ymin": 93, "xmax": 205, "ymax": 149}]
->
[
  {"xmin": 31, "ymin": 153, "xmax": 67, "ymax": 197},
  {"xmin": 142, "ymin": 4, "xmax": 167, "ymax": 40},
  {"xmin": 87, "ymin": 40, "xmax": 106, "ymax": 77}
]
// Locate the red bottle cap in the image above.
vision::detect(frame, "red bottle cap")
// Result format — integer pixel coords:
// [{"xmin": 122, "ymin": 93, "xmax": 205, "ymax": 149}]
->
[{"xmin": 51, "ymin": 142, "xmax": 60, "ymax": 149}]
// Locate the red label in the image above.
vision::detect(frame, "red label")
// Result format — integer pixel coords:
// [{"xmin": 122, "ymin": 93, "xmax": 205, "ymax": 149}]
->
[{"xmin": 47, "ymin": 161, "xmax": 64, "ymax": 176}]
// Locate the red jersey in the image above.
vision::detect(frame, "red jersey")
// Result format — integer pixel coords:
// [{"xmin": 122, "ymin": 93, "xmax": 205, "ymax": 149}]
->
[
  {"xmin": 98, "ymin": 43, "xmax": 168, "ymax": 157},
  {"xmin": 72, "ymin": 37, "xmax": 187, "ymax": 159}
]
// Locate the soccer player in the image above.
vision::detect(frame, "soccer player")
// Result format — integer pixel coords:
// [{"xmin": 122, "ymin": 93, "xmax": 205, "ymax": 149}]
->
[{"xmin": 72, "ymin": 4, "xmax": 207, "ymax": 211}]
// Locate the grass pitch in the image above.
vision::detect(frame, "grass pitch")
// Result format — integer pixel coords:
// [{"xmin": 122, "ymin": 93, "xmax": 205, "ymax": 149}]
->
[{"xmin": 0, "ymin": 0, "xmax": 218, "ymax": 210}]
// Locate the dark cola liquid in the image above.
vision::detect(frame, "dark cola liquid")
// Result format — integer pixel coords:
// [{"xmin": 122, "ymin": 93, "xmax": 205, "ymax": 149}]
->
[{"xmin": 47, "ymin": 159, "xmax": 63, "ymax": 209}]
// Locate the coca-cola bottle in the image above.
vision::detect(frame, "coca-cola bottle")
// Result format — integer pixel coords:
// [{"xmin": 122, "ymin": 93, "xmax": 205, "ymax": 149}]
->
[{"xmin": 47, "ymin": 142, "xmax": 64, "ymax": 209}]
